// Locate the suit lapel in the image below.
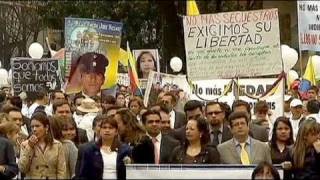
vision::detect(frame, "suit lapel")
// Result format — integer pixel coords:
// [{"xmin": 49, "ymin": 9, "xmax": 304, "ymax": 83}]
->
[
  {"xmin": 221, "ymin": 124, "xmax": 232, "ymax": 143},
  {"xmin": 173, "ymin": 111, "xmax": 178, "ymax": 128},
  {"xmin": 250, "ymin": 139, "xmax": 257, "ymax": 163},
  {"xmin": 160, "ymin": 136, "xmax": 164, "ymax": 161},
  {"xmin": 228, "ymin": 140, "xmax": 241, "ymax": 163}
]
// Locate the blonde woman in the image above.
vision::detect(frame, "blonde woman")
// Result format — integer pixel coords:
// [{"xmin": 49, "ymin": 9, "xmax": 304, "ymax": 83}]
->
[
  {"xmin": 19, "ymin": 112, "xmax": 66, "ymax": 179},
  {"xmin": 292, "ymin": 118, "xmax": 320, "ymax": 179}
]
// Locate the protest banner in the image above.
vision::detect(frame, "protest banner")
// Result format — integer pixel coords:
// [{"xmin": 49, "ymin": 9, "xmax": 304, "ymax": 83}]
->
[
  {"xmin": 65, "ymin": 18, "xmax": 123, "ymax": 94},
  {"xmin": 183, "ymin": 8, "xmax": 282, "ymax": 80},
  {"xmin": 117, "ymin": 73, "xmax": 130, "ymax": 86},
  {"xmin": 190, "ymin": 78, "xmax": 284, "ymax": 121},
  {"xmin": 133, "ymin": 49, "xmax": 160, "ymax": 79},
  {"xmin": 144, "ymin": 71, "xmax": 191, "ymax": 107},
  {"xmin": 297, "ymin": 1, "xmax": 320, "ymax": 51},
  {"xmin": 126, "ymin": 164, "xmax": 283, "ymax": 179},
  {"xmin": 11, "ymin": 58, "xmax": 62, "ymax": 98}
]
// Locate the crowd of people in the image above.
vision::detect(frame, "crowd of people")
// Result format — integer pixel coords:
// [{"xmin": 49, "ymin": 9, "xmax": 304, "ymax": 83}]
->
[{"xmin": 0, "ymin": 81, "xmax": 319, "ymax": 179}]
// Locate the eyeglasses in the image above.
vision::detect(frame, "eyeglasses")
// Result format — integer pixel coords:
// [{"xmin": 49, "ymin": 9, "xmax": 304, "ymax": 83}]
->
[
  {"xmin": 147, "ymin": 120, "xmax": 161, "ymax": 124},
  {"xmin": 207, "ymin": 111, "xmax": 223, "ymax": 115},
  {"xmin": 232, "ymin": 121, "xmax": 247, "ymax": 127}
]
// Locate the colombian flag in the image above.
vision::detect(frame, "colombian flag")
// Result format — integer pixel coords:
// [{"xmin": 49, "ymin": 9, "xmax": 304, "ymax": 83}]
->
[
  {"xmin": 299, "ymin": 56, "xmax": 316, "ymax": 99},
  {"xmin": 127, "ymin": 42, "xmax": 140, "ymax": 94}
]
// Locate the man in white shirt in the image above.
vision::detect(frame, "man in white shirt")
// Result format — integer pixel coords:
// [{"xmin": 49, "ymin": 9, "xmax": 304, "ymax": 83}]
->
[
  {"xmin": 289, "ymin": 99, "xmax": 305, "ymax": 140},
  {"xmin": 76, "ymin": 98, "xmax": 99, "ymax": 141},
  {"xmin": 27, "ymin": 89, "xmax": 50, "ymax": 118},
  {"xmin": 161, "ymin": 92, "xmax": 186, "ymax": 129},
  {"xmin": 46, "ymin": 90, "xmax": 66, "ymax": 115},
  {"xmin": 305, "ymin": 99, "xmax": 320, "ymax": 123}
]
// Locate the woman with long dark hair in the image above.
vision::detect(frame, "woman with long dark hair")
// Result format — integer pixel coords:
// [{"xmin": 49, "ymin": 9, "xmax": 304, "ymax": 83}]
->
[
  {"xmin": 270, "ymin": 117, "xmax": 294, "ymax": 179},
  {"xmin": 18, "ymin": 112, "xmax": 66, "ymax": 179},
  {"xmin": 170, "ymin": 117, "xmax": 220, "ymax": 164},
  {"xmin": 292, "ymin": 118, "xmax": 320, "ymax": 179},
  {"xmin": 270, "ymin": 116, "xmax": 294, "ymax": 164},
  {"xmin": 136, "ymin": 51, "xmax": 157, "ymax": 79},
  {"xmin": 78, "ymin": 115, "xmax": 130, "ymax": 179}
]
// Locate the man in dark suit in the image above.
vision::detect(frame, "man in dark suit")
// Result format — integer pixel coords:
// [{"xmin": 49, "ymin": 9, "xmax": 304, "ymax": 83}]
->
[
  {"xmin": 161, "ymin": 92, "xmax": 186, "ymax": 129},
  {"xmin": 52, "ymin": 99, "xmax": 88, "ymax": 143},
  {"xmin": 142, "ymin": 109, "xmax": 180, "ymax": 164},
  {"xmin": 232, "ymin": 100, "xmax": 269, "ymax": 142},
  {"xmin": 169, "ymin": 100, "xmax": 204, "ymax": 144},
  {"xmin": 158, "ymin": 105, "xmax": 173, "ymax": 135},
  {"xmin": 205, "ymin": 101, "xmax": 232, "ymax": 147}
]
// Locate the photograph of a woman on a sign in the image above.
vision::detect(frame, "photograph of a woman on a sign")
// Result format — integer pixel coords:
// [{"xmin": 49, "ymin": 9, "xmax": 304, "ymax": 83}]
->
[{"xmin": 133, "ymin": 49, "xmax": 160, "ymax": 79}]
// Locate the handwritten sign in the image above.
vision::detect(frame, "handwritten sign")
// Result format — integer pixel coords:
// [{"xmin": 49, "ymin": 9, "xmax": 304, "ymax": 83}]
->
[
  {"xmin": 183, "ymin": 8, "xmax": 282, "ymax": 80},
  {"xmin": 11, "ymin": 58, "xmax": 62, "ymax": 96},
  {"xmin": 298, "ymin": 1, "xmax": 320, "ymax": 51}
]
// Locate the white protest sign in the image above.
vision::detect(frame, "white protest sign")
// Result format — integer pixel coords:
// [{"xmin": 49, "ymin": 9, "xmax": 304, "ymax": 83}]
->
[
  {"xmin": 190, "ymin": 78, "xmax": 284, "ymax": 121},
  {"xmin": 297, "ymin": 1, "xmax": 320, "ymax": 51},
  {"xmin": 190, "ymin": 79, "xmax": 234, "ymax": 104},
  {"xmin": 237, "ymin": 78, "xmax": 284, "ymax": 122},
  {"xmin": 183, "ymin": 8, "xmax": 282, "ymax": 80}
]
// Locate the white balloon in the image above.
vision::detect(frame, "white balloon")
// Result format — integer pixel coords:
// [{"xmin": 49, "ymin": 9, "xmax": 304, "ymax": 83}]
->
[
  {"xmin": 0, "ymin": 68, "xmax": 8, "ymax": 87},
  {"xmin": 170, "ymin": 56, "xmax": 183, "ymax": 72},
  {"xmin": 287, "ymin": 69, "xmax": 299, "ymax": 86},
  {"xmin": 28, "ymin": 42, "xmax": 44, "ymax": 59},
  {"xmin": 281, "ymin": 44, "xmax": 290, "ymax": 51},
  {"xmin": 281, "ymin": 45, "xmax": 298, "ymax": 73}
]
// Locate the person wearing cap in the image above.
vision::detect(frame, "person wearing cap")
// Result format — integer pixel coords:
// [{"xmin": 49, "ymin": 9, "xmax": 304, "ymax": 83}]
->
[
  {"xmin": 77, "ymin": 52, "xmax": 108, "ymax": 98},
  {"xmin": 76, "ymin": 98, "xmax": 100, "ymax": 141},
  {"xmin": 289, "ymin": 98, "xmax": 305, "ymax": 140}
]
